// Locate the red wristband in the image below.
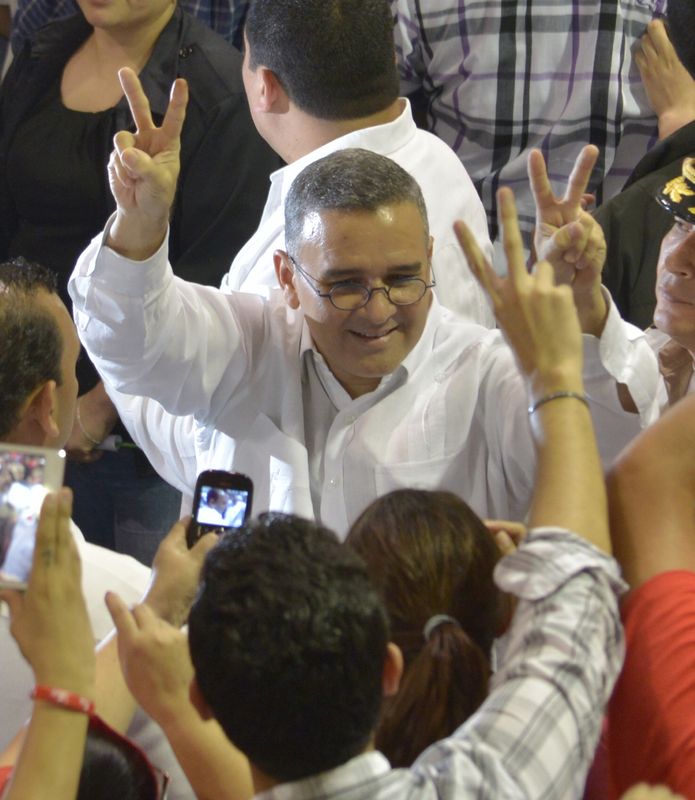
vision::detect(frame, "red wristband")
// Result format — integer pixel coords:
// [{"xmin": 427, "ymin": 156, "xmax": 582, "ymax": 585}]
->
[{"xmin": 31, "ymin": 685, "xmax": 95, "ymax": 715}]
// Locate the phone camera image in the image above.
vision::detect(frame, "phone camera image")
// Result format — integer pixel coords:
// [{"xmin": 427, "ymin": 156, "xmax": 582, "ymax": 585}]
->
[
  {"xmin": 196, "ymin": 485, "xmax": 249, "ymax": 528},
  {"xmin": 0, "ymin": 452, "xmax": 48, "ymax": 588}
]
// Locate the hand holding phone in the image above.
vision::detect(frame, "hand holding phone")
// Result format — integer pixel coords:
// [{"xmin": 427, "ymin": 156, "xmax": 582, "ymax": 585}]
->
[{"xmin": 186, "ymin": 470, "xmax": 253, "ymax": 548}]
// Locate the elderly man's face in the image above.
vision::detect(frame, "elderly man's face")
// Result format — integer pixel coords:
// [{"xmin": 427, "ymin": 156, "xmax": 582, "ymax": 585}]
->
[
  {"xmin": 279, "ymin": 203, "xmax": 433, "ymax": 399},
  {"xmin": 655, "ymin": 222, "xmax": 695, "ymax": 353}
]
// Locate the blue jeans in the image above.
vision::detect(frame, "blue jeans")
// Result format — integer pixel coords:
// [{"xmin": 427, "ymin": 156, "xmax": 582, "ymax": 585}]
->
[{"xmin": 65, "ymin": 449, "xmax": 181, "ymax": 566}]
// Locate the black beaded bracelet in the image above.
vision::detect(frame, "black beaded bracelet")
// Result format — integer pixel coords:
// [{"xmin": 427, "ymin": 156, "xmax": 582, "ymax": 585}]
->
[{"xmin": 528, "ymin": 391, "xmax": 589, "ymax": 416}]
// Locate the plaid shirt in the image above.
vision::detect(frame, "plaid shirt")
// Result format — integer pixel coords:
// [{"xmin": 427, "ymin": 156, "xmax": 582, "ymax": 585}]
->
[
  {"xmin": 10, "ymin": 0, "xmax": 249, "ymax": 52},
  {"xmin": 256, "ymin": 529, "xmax": 626, "ymax": 800},
  {"xmin": 392, "ymin": 0, "xmax": 665, "ymax": 255}
]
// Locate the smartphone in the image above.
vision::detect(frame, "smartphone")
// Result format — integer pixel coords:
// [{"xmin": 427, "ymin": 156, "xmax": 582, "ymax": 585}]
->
[
  {"xmin": 0, "ymin": 444, "xmax": 67, "ymax": 591},
  {"xmin": 186, "ymin": 470, "xmax": 254, "ymax": 548}
]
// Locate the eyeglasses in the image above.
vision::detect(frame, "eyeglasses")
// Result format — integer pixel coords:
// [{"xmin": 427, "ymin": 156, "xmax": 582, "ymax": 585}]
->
[{"xmin": 288, "ymin": 255, "xmax": 435, "ymax": 311}]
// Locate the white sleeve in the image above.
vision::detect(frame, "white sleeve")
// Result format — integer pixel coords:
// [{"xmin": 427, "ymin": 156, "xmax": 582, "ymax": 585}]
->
[{"xmin": 69, "ymin": 222, "xmax": 266, "ymax": 425}]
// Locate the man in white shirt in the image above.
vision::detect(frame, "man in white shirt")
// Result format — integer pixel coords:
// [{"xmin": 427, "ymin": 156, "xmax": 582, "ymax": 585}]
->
[
  {"xmin": 219, "ymin": 0, "xmax": 495, "ymax": 326},
  {"xmin": 107, "ymin": 192, "xmax": 627, "ymax": 799},
  {"xmin": 70, "ymin": 63, "xmax": 658, "ymax": 535}
]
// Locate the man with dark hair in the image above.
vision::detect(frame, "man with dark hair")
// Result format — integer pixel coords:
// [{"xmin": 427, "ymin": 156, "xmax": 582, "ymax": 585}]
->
[
  {"xmin": 0, "ymin": 259, "xmax": 64, "ymax": 440},
  {"xmin": 0, "ymin": 256, "xmax": 149, "ymax": 739},
  {"xmin": 110, "ymin": 184, "xmax": 630, "ymax": 797},
  {"xmin": 220, "ymin": 0, "xmax": 495, "ymax": 327},
  {"xmin": 188, "ymin": 513, "xmax": 390, "ymax": 782},
  {"xmin": 70, "ymin": 65, "xmax": 658, "ymax": 536}
]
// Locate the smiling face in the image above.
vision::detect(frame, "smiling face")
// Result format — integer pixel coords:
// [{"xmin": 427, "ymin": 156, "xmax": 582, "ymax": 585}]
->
[
  {"xmin": 277, "ymin": 203, "xmax": 433, "ymax": 398},
  {"xmin": 654, "ymin": 222, "xmax": 695, "ymax": 354}
]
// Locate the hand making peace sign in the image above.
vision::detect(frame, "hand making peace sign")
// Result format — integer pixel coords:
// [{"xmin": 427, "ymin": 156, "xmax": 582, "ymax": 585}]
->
[
  {"xmin": 107, "ymin": 68, "xmax": 189, "ymax": 259},
  {"xmin": 530, "ymin": 144, "xmax": 607, "ymax": 289}
]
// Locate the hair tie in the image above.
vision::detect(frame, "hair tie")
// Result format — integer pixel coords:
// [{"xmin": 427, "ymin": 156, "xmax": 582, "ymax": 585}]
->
[{"xmin": 423, "ymin": 614, "xmax": 460, "ymax": 642}]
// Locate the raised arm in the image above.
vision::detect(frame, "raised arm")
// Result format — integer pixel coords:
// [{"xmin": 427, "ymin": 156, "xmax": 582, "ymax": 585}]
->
[
  {"xmin": 106, "ymin": 595, "xmax": 253, "ymax": 800},
  {"xmin": 0, "ymin": 491, "xmax": 95, "ymax": 800},
  {"xmin": 607, "ymin": 392, "xmax": 695, "ymax": 587},
  {"xmin": 457, "ymin": 187, "xmax": 608, "ymax": 549}
]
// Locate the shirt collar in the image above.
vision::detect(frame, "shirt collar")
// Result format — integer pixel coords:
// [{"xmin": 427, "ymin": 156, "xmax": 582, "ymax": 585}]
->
[
  {"xmin": 269, "ymin": 98, "xmax": 415, "ymax": 205},
  {"xmin": 254, "ymin": 752, "xmax": 391, "ymax": 800}
]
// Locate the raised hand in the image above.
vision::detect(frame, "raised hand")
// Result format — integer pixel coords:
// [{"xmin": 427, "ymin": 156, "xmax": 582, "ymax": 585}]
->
[
  {"xmin": 529, "ymin": 145, "xmax": 608, "ymax": 334},
  {"xmin": 142, "ymin": 518, "xmax": 218, "ymax": 628},
  {"xmin": 636, "ymin": 18, "xmax": 695, "ymax": 140},
  {"xmin": 0, "ymin": 490, "xmax": 95, "ymax": 696},
  {"xmin": 455, "ymin": 188, "xmax": 583, "ymax": 400},
  {"xmin": 106, "ymin": 595, "xmax": 192, "ymax": 728},
  {"xmin": 107, "ymin": 67, "xmax": 189, "ymax": 259}
]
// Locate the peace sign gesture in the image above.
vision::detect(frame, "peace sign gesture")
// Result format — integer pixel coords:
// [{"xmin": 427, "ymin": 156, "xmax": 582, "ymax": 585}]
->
[
  {"xmin": 530, "ymin": 145, "xmax": 606, "ymax": 290},
  {"xmin": 455, "ymin": 187, "xmax": 584, "ymax": 399},
  {"xmin": 107, "ymin": 67, "xmax": 189, "ymax": 259}
]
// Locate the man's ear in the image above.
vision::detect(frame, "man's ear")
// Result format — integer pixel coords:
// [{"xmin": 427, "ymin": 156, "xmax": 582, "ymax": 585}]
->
[
  {"xmin": 382, "ymin": 642, "xmax": 403, "ymax": 698},
  {"xmin": 427, "ymin": 234, "xmax": 434, "ymax": 263},
  {"xmin": 275, "ymin": 250, "xmax": 301, "ymax": 309},
  {"xmin": 255, "ymin": 66, "xmax": 290, "ymax": 115},
  {"xmin": 189, "ymin": 677, "xmax": 214, "ymax": 722},
  {"xmin": 21, "ymin": 381, "xmax": 59, "ymax": 441}
]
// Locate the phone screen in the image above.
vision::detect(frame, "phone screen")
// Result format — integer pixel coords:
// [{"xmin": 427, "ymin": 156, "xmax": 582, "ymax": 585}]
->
[
  {"xmin": 195, "ymin": 484, "xmax": 250, "ymax": 529},
  {"xmin": 0, "ymin": 451, "xmax": 50, "ymax": 588}
]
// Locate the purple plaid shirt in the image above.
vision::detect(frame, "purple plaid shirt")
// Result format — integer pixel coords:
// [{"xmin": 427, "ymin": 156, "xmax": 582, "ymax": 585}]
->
[
  {"xmin": 391, "ymin": 0, "xmax": 666, "ymax": 256},
  {"xmin": 10, "ymin": 0, "xmax": 249, "ymax": 52}
]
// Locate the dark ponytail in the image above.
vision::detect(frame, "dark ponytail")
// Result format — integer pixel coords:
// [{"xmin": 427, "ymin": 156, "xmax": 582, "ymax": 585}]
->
[{"xmin": 376, "ymin": 623, "xmax": 490, "ymax": 767}]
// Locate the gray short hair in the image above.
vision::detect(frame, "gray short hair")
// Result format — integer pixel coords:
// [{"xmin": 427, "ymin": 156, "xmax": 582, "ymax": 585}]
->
[{"xmin": 284, "ymin": 149, "xmax": 430, "ymax": 255}]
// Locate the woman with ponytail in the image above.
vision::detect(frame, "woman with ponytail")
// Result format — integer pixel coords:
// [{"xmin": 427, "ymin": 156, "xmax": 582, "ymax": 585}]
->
[{"xmin": 346, "ymin": 488, "xmax": 514, "ymax": 767}]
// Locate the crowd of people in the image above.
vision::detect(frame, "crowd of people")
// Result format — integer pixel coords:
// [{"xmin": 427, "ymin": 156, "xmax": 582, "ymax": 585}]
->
[{"xmin": 0, "ymin": 0, "xmax": 694, "ymax": 798}]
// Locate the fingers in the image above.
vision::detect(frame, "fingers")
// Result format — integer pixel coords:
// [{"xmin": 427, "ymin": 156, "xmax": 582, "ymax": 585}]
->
[
  {"xmin": 160, "ymin": 78, "xmax": 189, "ymax": 144},
  {"xmin": 106, "ymin": 591, "xmax": 139, "ymax": 639},
  {"xmin": 564, "ymin": 145, "xmax": 599, "ymax": 210},
  {"xmin": 118, "ymin": 67, "xmax": 155, "ymax": 133},
  {"xmin": 645, "ymin": 18, "xmax": 670, "ymax": 58},
  {"xmin": 494, "ymin": 530, "xmax": 517, "ymax": 557},
  {"xmin": 454, "ymin": 220, "xmax": 503, "ymax": 306},
  {"xmin": 528, "ymin": 148, "xmax": 555, "ymax": 214},
  {"xmin": 497, "ymin": 187, "xmax": 529, "ymax": 285},
  {"xmin": 191, "ymin": 530, "xmax": 219, "ymax": 559}
]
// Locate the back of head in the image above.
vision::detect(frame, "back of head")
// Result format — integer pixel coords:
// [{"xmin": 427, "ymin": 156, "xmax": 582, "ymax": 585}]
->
[
  {"xmin": 78, "ymin": 722, "xmax": 159, "ymax": 800},
  {"xmin": 245, "ymin": 0, "xmax": 399, "ymax": 120},
  {"xmin": 285, "ymin": 148, "xmax": 429, "ymax": 254},
  {"xmin": 346, "ymin": 489, "xmax": 503, "ymax": 766},
  {"xmin": 0, "ymin": 258, "xmax": 62, "ymax": 440},
  {"xmin": 667, "ymin": 0, "xmax": 695, "ymax": 79},
  {"xmin": 188, "ymin": 513, "xmax": 389, "ymax": 782}
]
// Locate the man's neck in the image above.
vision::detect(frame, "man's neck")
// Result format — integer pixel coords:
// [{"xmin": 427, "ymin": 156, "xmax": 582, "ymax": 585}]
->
[{"xmin": 280, "ymin": 99, "xmax": 404, "ymax": 164}]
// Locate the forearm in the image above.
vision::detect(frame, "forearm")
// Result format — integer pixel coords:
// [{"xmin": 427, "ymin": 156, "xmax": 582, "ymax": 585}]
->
[
  {"xmin": 158, "ymin": 708, "xmax": 253, "ymax": 800},
  {"xmin": 93, "ymin": 632, "xmax": 138, "ymax": 733},
  {"xmin": 71, "ymin": 228, "xmax": 248, "ymax": 418},
  {"xmin": 528, "ymin": 370, "xmax": 610, "ymax": 552},
  {"xmin": 608, "ymin": 394, "xmax": 695, "ymax": 585},
  {"xmin": 5, "ymin": 705, "xmax": 88, "ymax": 800}
]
